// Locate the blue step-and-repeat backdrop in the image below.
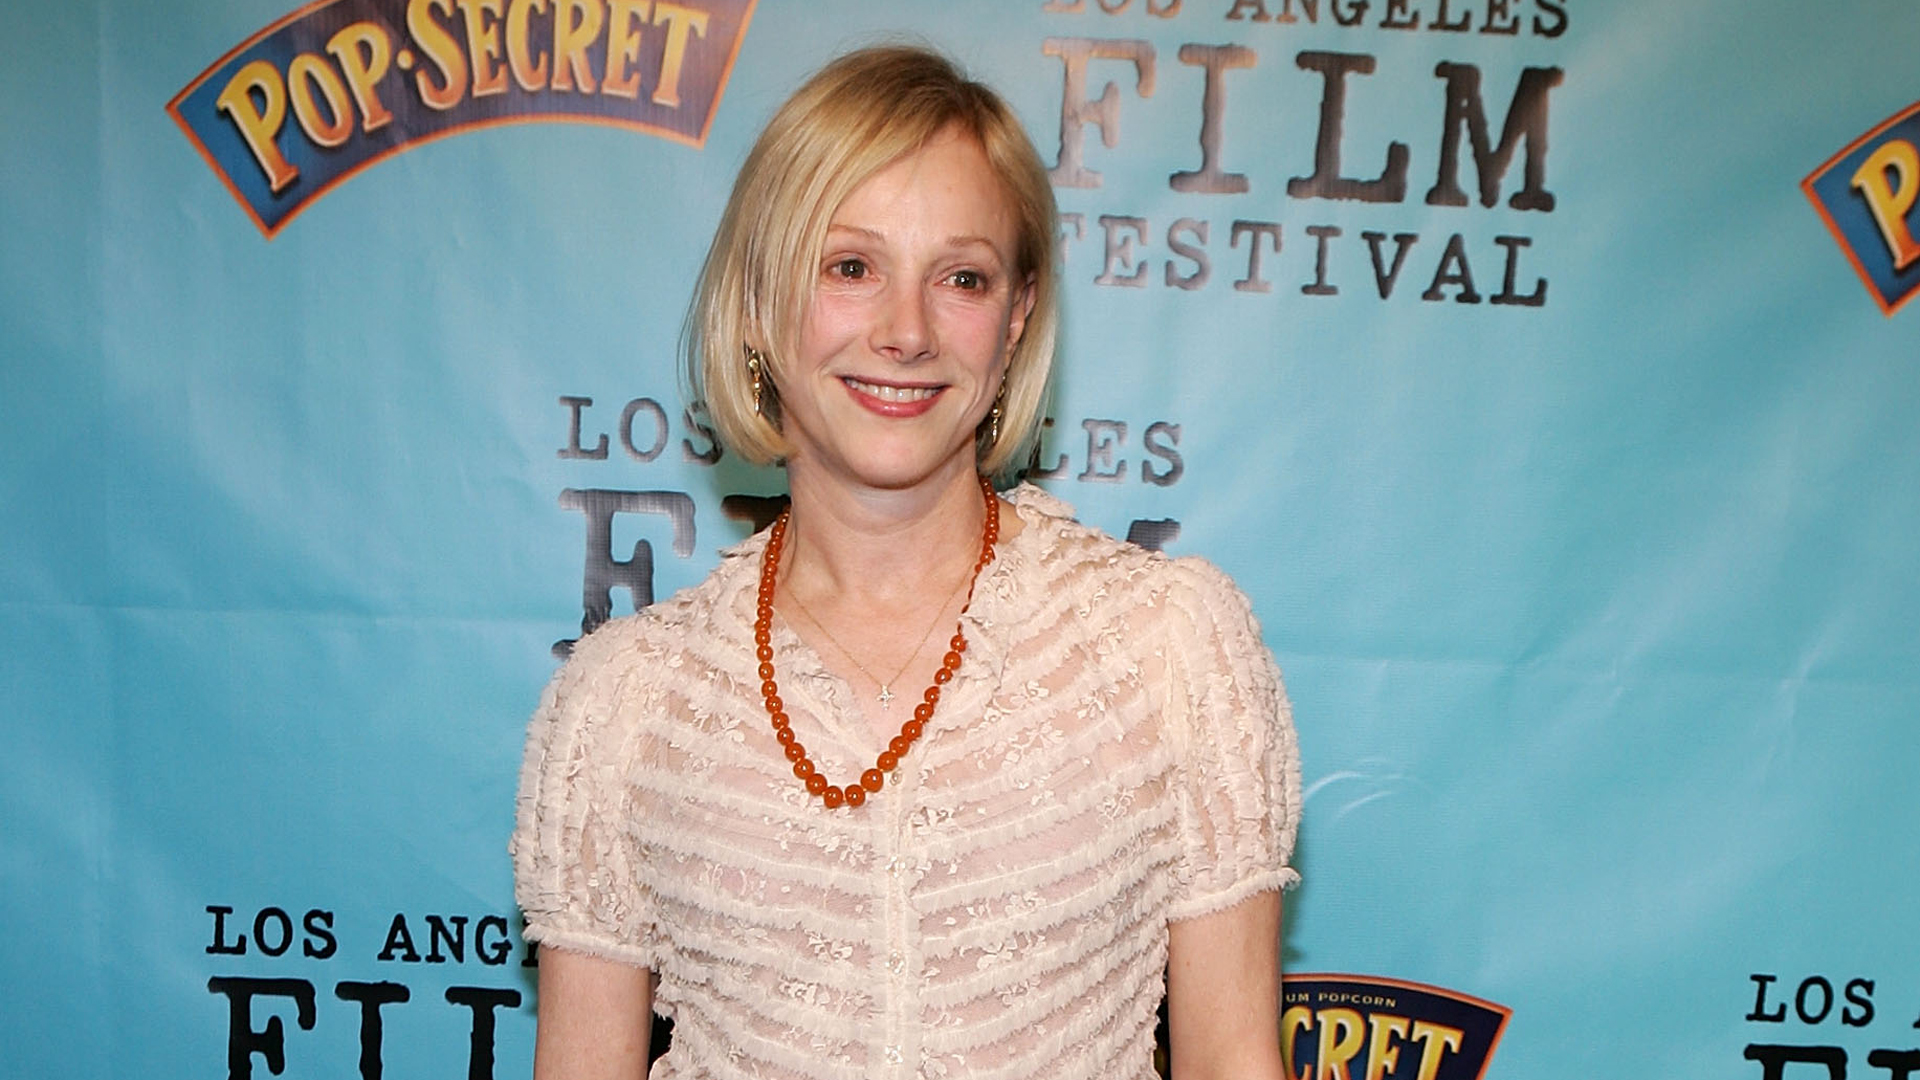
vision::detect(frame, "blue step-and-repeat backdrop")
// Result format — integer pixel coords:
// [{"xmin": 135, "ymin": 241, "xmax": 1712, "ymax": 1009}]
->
[{"xmin": 4, "ymin": 1, "xmax": 1918, "ymax": 1077}]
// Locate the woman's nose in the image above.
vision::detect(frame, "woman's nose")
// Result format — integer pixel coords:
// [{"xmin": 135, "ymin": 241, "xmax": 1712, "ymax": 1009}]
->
[{"xmin": 873, "ymin": 282, "xmax": 934, "ymax": 361}]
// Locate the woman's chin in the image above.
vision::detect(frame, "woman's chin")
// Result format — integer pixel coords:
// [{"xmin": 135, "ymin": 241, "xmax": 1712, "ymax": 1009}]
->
[{"xmin": 796, "ymin": 444, "xmax": 979, "ymax": 493}]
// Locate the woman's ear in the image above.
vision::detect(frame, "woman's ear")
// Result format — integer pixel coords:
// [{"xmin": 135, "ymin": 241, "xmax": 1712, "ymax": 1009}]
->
[{"xmin": 1006, "ymin": 274, "xmax": 1037, "ymax": 347}]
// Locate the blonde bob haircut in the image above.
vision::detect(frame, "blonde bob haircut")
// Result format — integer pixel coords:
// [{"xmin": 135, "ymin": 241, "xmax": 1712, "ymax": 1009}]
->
[{"xmin": 685, "ymin": 45, "xmax": 1060, "ymax": 482}]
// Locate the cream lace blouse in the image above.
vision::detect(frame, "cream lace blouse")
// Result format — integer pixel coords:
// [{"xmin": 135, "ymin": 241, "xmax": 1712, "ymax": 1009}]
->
[{"xmin": 512, "ymin": 485, "xmax": 1300, "ymax": 1080}]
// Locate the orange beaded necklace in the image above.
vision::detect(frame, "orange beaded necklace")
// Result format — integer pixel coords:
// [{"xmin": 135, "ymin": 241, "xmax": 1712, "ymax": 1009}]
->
[{"xmin": 755, "ymin": 475, "xmax": 1000, "ymax": 809}]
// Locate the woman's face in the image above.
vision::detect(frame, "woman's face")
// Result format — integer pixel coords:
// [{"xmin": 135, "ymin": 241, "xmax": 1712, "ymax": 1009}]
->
[{"xmin": 775, "ymin": 127, "xmax": 1034, "ymax": 495}]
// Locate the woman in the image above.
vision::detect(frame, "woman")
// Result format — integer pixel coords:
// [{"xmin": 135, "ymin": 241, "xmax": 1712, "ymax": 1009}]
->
[{"xmin": 513, "ymin": 45, "xmax": 1300, "ymax": 1080}]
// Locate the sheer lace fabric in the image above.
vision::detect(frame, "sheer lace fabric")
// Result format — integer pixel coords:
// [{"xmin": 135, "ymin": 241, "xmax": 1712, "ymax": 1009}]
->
[{"xmin": 512, "ymin": 486, "xmax": 1300, "ymax": 1080}]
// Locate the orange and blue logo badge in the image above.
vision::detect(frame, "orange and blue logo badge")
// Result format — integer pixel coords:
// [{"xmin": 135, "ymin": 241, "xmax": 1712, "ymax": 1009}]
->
[
  {"xmin": 1279, "ymin": 974, "xmax": 1510, "ymax": 1080},
  {"xmin": 168, "ymin": 0, "xmax": 756, "ymax": 237},
  {"xmin": 1804, "ymin": 101, "xmax": 1920, "ymax": 315}
]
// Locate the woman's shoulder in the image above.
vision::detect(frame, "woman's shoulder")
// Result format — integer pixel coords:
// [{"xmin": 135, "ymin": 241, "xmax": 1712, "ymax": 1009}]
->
[
  {"xmin": 1003, "ymin": 484, "xmax": 1246, "ymax": 609},
  {"xmin": 1005, "ymin": 483, "xmax": 1155, "ymax": 576}
]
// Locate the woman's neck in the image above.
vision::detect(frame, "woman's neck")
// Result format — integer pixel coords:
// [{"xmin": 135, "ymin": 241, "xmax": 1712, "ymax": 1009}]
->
[{"xmin": 778, "ymin": 461, "xmax": 998, "ymax": 610}]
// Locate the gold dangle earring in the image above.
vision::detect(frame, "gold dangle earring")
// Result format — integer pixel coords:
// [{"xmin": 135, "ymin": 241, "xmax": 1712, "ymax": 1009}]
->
[
  {"xmin": 987, "ymin": 379, "xmax": 1007, "ymax": 447},
  {"xmin": 745, "ymin": 346, "xmax": 767, "ymax": 417}
]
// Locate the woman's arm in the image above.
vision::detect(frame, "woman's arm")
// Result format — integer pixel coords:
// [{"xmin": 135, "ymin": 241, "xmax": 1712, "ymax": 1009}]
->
[
  {"xmin": 1166, "ymin": 890, "xmax": 1288, "ymax": 1080},
  {"xmin": 533, "ymin": 948, "xmax": 656, "ymax": 1080}
]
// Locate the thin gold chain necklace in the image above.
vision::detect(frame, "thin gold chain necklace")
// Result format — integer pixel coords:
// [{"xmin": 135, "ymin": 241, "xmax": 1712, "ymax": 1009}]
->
[{"xmin": 783, "ymin": 561, "xmax": 970, "ymax": 710}]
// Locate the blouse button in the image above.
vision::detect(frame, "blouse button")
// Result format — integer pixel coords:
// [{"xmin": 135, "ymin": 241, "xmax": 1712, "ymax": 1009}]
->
[
  {"xmin": 887, "ymin": 950, "xmax": 905, "ymax": 974},
  {"xmin": 885, "ymin": 1045, "xmax": 904, "ymax": 1065}
]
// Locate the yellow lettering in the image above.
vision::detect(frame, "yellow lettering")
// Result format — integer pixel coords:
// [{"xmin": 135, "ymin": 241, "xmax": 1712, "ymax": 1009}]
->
[
  {"xmin": 1362, "ymin": 1014, "xmax": 1409, "ymax": 1080},
  {"xmin": 1315, "ymin": 1008, "xmax": 1365, "ymax": 1080},
  {"xmin": 1280, "ymin": 1005, "xmax": 1314, "ymax": 1080},
  {"xmin": 215, "ymin": 60, "xmax": 299, "ymax": 192},
  {"xmin": 408, "ymin": 0, "xmax": 468, "ymax": 110},
  {"xmin": 325, "ymin": 22, "xmax": 395, "ymax": 133},
  {"xmin": 649, "ymin": 1, "xmax": 707, "ymax": 108},
  {"xmin": 505, "ymin": 0, "xmax": 551, "ymax": 90},
  {"xmin": 1851, "ymin": 139, "xmax": 1920, "ymax": 273},
  {"xmin": 601, "ymin": 0, "xmax": 650, "ymax": 99},
  {"xmin": 454, "ymin": 0, "xmax": 508, "ymax": 97},
  {"xmin": 552, "ymin": 0, "xmax": 604, "ymax": 93},
  {"xmin": 1407, "ymin": 1021, "xmax": 1464, "ymax": 1080},
  {"xmin": 287, "ymin": 53, "xmax": 355, "ymax": 146}
]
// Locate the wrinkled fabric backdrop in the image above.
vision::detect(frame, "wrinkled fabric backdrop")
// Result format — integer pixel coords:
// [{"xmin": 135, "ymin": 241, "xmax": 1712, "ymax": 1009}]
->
[{"xmin": 4, "ymin": 1, "xmax": 1917, "ymax": 1077}]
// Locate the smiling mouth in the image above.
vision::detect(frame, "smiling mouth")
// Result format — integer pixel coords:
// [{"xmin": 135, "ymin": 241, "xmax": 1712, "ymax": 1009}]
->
[{"xmin": 843, "ymin": 377, "xmax": 942, "ymax": 402}]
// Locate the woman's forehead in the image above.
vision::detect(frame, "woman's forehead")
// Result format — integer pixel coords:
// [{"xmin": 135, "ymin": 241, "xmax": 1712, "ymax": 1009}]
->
[{"xmin": 823, "ymin": 133, "xmax": 1019, "ymax": 252}]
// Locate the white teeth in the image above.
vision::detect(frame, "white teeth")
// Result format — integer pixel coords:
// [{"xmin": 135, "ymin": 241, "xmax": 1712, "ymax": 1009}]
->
[{"xmin": 845, "ymin": 378, "xmax": 939, "ymax": 402}]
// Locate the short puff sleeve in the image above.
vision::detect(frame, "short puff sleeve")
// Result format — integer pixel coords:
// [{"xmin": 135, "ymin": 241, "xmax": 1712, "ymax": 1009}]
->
[
  {"xmin": 1160, "ymin": 558, "xmax": 1302, "ymax": 921},
  {"xmin": 509, "ymin": 622, "xmax": 661, "ymax": 968}
]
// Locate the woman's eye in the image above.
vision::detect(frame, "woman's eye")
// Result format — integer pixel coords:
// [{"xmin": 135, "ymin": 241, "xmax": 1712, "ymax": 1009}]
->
[
  {"xmin": 830, "ymin": 258, "xmax": 867, "ymax": 280},
  {"xmin": 950, "ymin": 270, "xmax": 983, "ymax": 290}
]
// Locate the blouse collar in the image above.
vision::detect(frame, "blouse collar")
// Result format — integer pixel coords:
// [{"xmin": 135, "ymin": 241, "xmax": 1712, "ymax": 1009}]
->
[
  {"xmin": 710, "ymin": 482, "xmax": 1077, "ymax": 685},
  {"xmin": 953, "ymin": 483, "xmax": 1070, "ymax": 678}
]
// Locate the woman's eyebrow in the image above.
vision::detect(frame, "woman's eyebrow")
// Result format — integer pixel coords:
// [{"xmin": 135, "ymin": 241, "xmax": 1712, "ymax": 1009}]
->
[
  {"xmin": 942, "ymin": 234, "xmax": 1005, "ymax": 253},
  {"xmin": 824, "ymin": 224, "xmax": 884, "ymax": 242},
  {"xmin": 824, "ymin": 224, "xmax": 1005, "ymax": 255}
]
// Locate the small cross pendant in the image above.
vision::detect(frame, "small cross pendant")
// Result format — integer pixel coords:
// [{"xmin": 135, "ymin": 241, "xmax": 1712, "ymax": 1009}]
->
[{"xmin": 876, "ymin": 685, "xmax": 895, "ymax": 709}]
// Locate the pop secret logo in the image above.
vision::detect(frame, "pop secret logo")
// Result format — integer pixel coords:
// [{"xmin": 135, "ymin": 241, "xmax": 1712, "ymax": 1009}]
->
[
  {"xmin": 1804, "ymin": 100, "xmax": 1920, "ymax": 315},
  {"xmin": 1281, "ymin": 973, "xmax": 1510, "ymax": 1080},
  {"xmin": 168, "ymin": 0, "xmax": 756, "ymax": 236}
]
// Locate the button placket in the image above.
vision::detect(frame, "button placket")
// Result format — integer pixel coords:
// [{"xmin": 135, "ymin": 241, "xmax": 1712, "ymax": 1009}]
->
[{"xmin": 880, "ymin": 748, "xmax": 921, "ymax": 1074}]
